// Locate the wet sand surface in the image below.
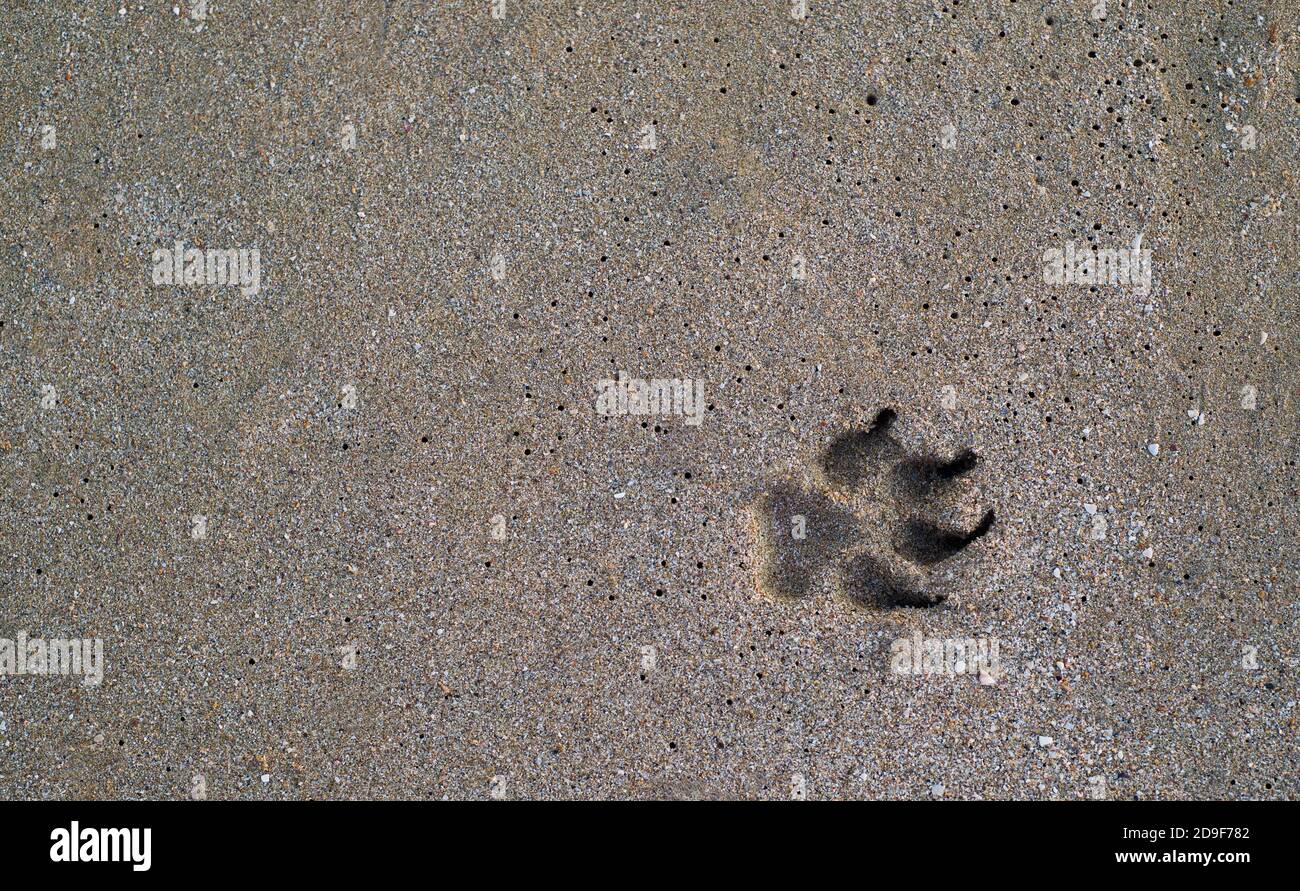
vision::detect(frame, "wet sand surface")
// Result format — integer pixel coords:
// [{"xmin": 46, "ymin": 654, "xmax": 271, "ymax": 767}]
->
[{"xmin": 1, "ymin": 1, "xmax": 1296, "ymax": 799}]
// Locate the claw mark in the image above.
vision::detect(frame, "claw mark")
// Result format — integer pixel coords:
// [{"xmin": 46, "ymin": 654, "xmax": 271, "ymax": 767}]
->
[{"xmin": 895, "ymin": 509, "xmax": 995, "ymax": 566}]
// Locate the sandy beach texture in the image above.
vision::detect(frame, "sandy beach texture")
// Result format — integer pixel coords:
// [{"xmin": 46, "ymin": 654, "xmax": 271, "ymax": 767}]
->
[{"xmin": 1, "ymin": 0, "xmax": 1296, "ymax": 799}]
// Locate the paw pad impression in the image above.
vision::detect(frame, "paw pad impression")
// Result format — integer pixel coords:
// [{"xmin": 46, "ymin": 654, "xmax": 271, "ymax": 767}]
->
[{"xmin": 750, "ymin": 408, "xmax": 996, "ymax": 608}]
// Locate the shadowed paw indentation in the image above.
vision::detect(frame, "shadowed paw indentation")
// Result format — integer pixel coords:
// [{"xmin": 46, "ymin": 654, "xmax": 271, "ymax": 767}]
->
[{"xmin": 750, "ymin": 408, "xmax": 996, "ymax": 608}]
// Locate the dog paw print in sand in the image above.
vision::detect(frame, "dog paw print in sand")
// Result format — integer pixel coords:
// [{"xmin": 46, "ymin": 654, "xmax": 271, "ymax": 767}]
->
[{"xmin": 749, "ymin": 408, "xmax": 996, "ymax": 608}]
